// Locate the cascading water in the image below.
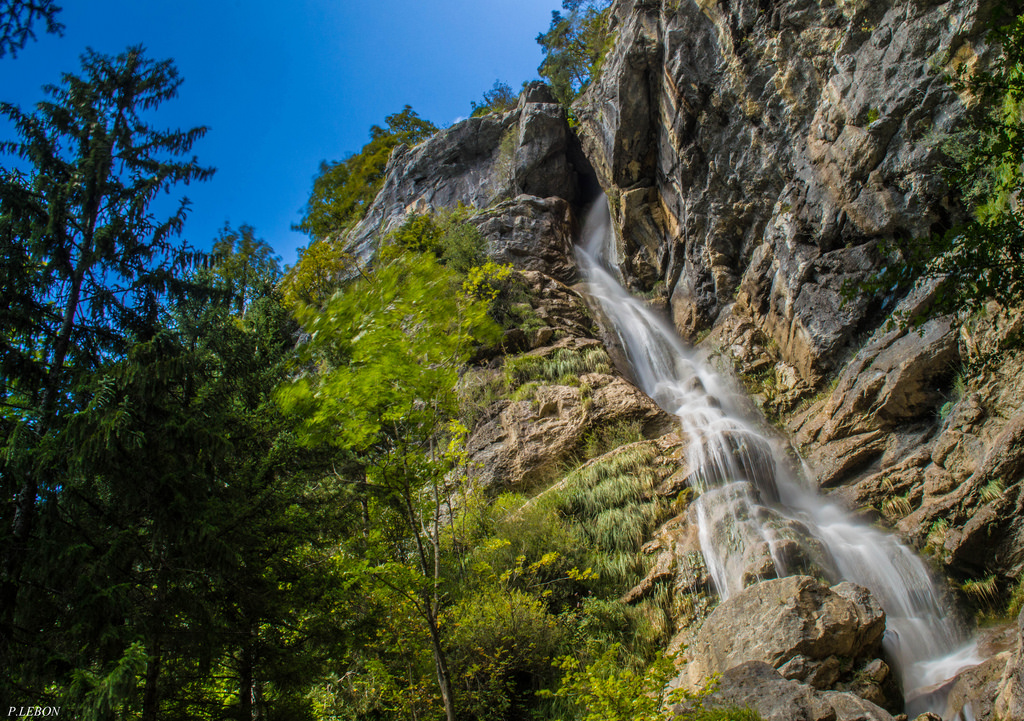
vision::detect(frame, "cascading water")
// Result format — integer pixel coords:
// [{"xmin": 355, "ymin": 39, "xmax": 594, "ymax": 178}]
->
[{"xmin": 575, "ymin": 199, "xmax": 978, "ymax": 714}]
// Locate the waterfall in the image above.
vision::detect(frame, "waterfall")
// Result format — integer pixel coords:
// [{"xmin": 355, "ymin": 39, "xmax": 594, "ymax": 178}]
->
[{"xmin": 575, "ymin": 198, "xmax": 978, "ymax": 710}]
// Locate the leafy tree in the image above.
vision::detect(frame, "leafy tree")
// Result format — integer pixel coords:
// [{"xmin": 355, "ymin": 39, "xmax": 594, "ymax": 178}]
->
[
  {"xmin": 296, "ymin": 106, "xmax": 436, "ymax": 240},
  {"xmin": 868, "ymin": 12, "xmax": 1024, "ymax": 319},
  {"xmin": 279, "ymin": 235, "xmax": 355, "ymax": 310},
  {"xmin": 278, "ymin": 249, "xmax": 499, "ymax": 721},
  {"xmin": 470, "ymin": 80, "xmax": 517, "ymax": 117},
  {"xmin": 385, "ymin": 208, "xmax": 487, "ymax": 275},
  {"xmin": 0, "ymin": 0, "xmax": 62, "ymax": 58},
  {"xmin": 0, "ymin": 45, "xmax": 212, "ymax": 655},
  {"xmin": 537, "ymin": 0, "xmax": 614, "ymax": 106}
]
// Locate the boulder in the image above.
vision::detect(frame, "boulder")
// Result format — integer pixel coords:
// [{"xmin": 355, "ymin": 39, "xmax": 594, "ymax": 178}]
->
[
  {"xmin": 465, "ymin": 369, "xmax": 674, "ymax": 489},
  {"xmin": 682, "ymin": 576, "xmax": 886, "ymax": 693},
  {"xmin": 470, "ymin": 196, "xmax": 577, "ymax": 284}
]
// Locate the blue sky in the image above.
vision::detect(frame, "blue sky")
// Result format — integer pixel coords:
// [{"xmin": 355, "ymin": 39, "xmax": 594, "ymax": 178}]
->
[{"xmin": 1, "ymin": 0, "xmax": 564, "ymax": 266}]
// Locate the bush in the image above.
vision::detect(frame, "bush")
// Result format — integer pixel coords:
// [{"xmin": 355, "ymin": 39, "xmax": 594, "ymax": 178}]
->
[
  {"xmin": 448, "ymin": 587, "xmax": 565, "ymax": 719},
  {"xmin": 386, "ymin": 209, "xmax": 488, "ymax": 274}
]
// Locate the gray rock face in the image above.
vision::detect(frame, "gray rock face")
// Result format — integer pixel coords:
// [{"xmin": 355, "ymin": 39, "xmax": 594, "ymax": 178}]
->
[
  {"xmin": 682, "ymin": 576, "xmax": 887, "ymax": 695},
  {"xmin": 792, "ymin": 279, "xmax": 960, "ymax": 487},
  {"xmin": 470, "ymin": 195, "xmax": 577, "ymax": 284},
  {"xmin": 345, "ymin": 82, "xmax": 595, "ymax": 261},
  {"xmin": 576, "ymin": 0, "xmax": 994, "ymax": 380}
]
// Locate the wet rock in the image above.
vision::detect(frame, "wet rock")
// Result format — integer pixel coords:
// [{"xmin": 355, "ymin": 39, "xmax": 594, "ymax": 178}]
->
[
  {"xmin": 682, "ymin": 576, "xmax": 885, "ymax": 693},
  {"xmin": 687, "ymin": 484, "xmax": 837, "ymax": 598},
  {"xmin": 941, "ymin": 653, "xmax": 1008, "ymax": 721},
  {"xmin": 577, "ymin": 0, "xmax": 992, "ymax": 380}
]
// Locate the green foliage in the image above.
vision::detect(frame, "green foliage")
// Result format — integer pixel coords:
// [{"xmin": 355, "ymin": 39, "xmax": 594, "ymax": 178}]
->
[
  {"xmin": 537, "ymin": 0, "xmax": 615, "ymax": 106},
  {"xmin": 495, "ymin": 126, "xmax": 520, "ymax": 196},
  {"xmin": 1008, "ymin": 575, "xmax": 1024, "ymax": 617},
  {"xmin": 279, "ymin": 249, "xmax": 502, "ymax": 721},
  {"xmin": 980, "ymin": 477, "xmax": 1006, "ymax": 503},
  {"xmin": 962, "ymin": 574, "xmax": 1000, "ymax": 607},
  {"xmin": 279, "ymin": 235, "xmax": 355, "ymax": 310},
  {"xmin": 863, "ymin": 13, "xmax": 1024, "ymax": 319},
  {"xmin": 296, "ymin": 106, "xmax": 436, "ymax": 240},
  {"xmin": 582, "ymin": 419, "xmax": 644, "ymax": 459},
  {"xmin": 553, "ymin": 443, "xmax": 670, "ymax": 596},
  {"xmin": 5, "ymin": 233, "xmax": 354, "ymax": 719},
  {"xmin": 504, "ymin": 346, "xmax": 613, "ymax": 389},
  {"xmin": 67, "ymin": 642, "xmax": 148, "ymax": 721},
  {"xmin": 541, "ymin": 644, "xmax": 678, "ymax": 721},
  {"xmin": 209, "ymin": 222, "xmax": 281, "ymax": 314},
  {"xmin": 385, "ymin": 208, "xmax": 488, "ymax": 275},
  {"xmin": 924, "ymin": 518, "xmax": 950, "ymax": 555},
  {"xmin": 481, "ymin": 269, "xmax": 547, "ymax": 333},
  {"xmin": 471, "ymin": 80, "xmax": 517, "ymax": 117},
  {"xmin": 542, "ymin": 644, "xmax": 763, "ymax": 721},
  {"xmin": 280, "ymin": 251, "xmax": 498, "ymax": 451},
  {"xmin": 0, "ymin": 0, "xmax": 63, "ymax": 58}
]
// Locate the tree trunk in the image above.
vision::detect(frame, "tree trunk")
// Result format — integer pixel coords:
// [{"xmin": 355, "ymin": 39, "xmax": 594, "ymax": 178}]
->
[
  {"xmin": 240, "ymin": 638, "xmax": 255, "ymax": 721},
  {"xmin": 425, "ymin": 607, "xmax": 457, "ymax": 721}
]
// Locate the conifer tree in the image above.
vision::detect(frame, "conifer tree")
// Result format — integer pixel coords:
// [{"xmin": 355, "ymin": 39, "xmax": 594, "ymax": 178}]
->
[{"xmin": 0, "ymin": 45, "xmax": 212, "ymax": 652}]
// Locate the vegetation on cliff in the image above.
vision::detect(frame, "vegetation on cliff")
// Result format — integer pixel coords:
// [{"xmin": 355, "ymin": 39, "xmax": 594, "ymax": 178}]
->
[
  {"xmin": 537, "ymin": 0, "xmax": 615, "ymax": 106},
  {"xmin": 871, "ymin": 12, "xmax": 1024, "ymax": 320},
  {"xmin": 0, "ymin": 43, "xmax": 726, "ymax": 718}
]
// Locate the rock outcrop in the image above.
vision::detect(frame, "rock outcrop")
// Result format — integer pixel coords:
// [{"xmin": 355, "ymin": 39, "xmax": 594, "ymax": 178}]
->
[
  {"xmin": 576, "ymin": 0, "xmax": 995, "ymax": 382},
  {"xmin": 345, "ymin": 82, "xmax": 597, "ymax": 263}
]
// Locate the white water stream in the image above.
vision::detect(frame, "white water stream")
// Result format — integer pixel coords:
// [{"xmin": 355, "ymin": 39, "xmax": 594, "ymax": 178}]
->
[{"xmin": 575, "ymin": 199, "xmax": 978, "ymax": 714}]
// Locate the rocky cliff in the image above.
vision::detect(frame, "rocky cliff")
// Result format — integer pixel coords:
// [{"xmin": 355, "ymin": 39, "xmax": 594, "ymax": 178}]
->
[
  {"xmin": 577, "ymin": 0, "xmax": 993, "ymax": 384},
  {"xmin": 334, "ymin": 1, "xmax": 1024, "ymax": 718}
]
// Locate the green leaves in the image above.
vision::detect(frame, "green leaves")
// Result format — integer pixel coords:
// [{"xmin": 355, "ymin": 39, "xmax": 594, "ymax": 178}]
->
[
  {"xmin": 470, "ymin": 80, "xmax": 517, "ymax": 117},
  {"xmin": 537, "ymin": 0, "xmax": 614, "ymax": 106},
  {"xmin": 280, "ymin": 250, "xmax": 498, "ymax": 454},
  {"xmin": 0, "ymin": 1, "xmax": 64, "ymax": 59}
]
